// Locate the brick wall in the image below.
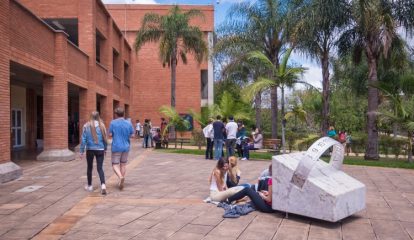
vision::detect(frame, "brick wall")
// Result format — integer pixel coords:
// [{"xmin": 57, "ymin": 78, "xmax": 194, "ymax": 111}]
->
[
  {"xmin": 0, "ymin": 0, "xmax": 11, "ymax": 164},
  {"xmin": 10, "ymin": 1, "xmax": 55, "ymax": 65},
  {"xmin": 96, "ymin": 3, "xmax": 108, "ymax": 36},
  {"xmin": 42, "ymin": 33, "xmax": 69, "ymax": 150},
  {"xmin": 67, "ymin": 42, "xmax": 89, "ymax": 80},
  {"xmin": 17, "ymin": 0, "xmax": 78, "ymax": 18}
]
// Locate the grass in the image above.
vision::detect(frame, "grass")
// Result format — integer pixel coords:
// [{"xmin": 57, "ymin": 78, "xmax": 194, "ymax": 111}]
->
[
  {"xmin": 157, "ymin": 148, "xmax": 274, "ymax": 161},
  {"xmin": 156, "ymin": 148, "xmax": 414, "ymax": 169}
]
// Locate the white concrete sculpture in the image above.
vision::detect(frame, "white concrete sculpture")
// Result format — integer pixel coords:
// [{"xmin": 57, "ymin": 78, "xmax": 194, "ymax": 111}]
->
[{"xmin": 272, "ymin": 137, "xmax": 366, "ymax": 222}]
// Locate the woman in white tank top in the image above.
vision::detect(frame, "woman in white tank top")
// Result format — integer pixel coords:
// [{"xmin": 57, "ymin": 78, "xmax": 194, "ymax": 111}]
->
[{"xmin": 209, "ymin": 158, "xmax": 244, "ymax": 202}]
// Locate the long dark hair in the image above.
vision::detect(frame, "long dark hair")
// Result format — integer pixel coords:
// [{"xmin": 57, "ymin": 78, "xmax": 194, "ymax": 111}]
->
[{"xmin": 209, "ymin": 157, "xmax": 229, "ymax": 185}]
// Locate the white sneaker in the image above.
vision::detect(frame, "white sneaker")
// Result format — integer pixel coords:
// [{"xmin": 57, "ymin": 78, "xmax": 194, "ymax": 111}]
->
[
  {"xmin": 101, "ymin": 184, "xmax": 107, "ymax": 195},
  {"xmin": 84, "ymin": 185, "xmax": 93, "ymax": 192},
  {"xmin": 241, "ymin": 158, "xmax": 248, "ymax": 161}
]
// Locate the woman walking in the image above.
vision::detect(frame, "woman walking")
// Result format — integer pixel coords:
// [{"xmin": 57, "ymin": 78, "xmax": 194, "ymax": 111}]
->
[{"xmin": 80, "ymin": 111, "xmax": 108, "ymax": 195}]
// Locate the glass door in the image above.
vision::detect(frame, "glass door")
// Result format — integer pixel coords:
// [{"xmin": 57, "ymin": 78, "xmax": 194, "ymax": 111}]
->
[{"xmin": 11, "ymin": 109, "xmax": 23, "ymax": 148}]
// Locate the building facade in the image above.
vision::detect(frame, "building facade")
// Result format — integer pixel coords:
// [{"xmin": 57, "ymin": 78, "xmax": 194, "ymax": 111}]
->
[{"xmin": 0, "ymin": 0, "xmax": 214, "ymax": 183}]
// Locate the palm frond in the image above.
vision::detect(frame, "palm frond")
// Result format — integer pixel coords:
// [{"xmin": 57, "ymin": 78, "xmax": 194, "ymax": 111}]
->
[
  {"xmin": 247, "ymin": 51, "xmax": 275, "ymax": 70},
  {"xmin": 242, "ymin": 77, "xmax": 276, "ymax": 103}
]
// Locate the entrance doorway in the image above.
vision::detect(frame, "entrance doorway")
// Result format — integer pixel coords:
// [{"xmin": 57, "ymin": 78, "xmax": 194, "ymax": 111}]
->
[{"xmin": 11, "ymin": 109, "xmax": 23, "ymax": 148}]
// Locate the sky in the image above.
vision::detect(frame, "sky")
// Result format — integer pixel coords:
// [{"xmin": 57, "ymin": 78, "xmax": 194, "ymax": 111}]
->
[{"xmin": 102, "ymin": 0, "xmax": 323, "ymax": 89}]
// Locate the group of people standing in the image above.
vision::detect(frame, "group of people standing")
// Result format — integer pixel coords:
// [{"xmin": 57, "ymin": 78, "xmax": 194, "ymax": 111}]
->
[
  {"xmin": 203, "ymin": 115, "xmax": 263, "ymax": 161},
  {"xmin": 79, "ymin": 107, "xmax": 134, "ymax": 195},
  {"xmin": 135, "ymin": 118, "xmax": 168, "ymax": 148}
]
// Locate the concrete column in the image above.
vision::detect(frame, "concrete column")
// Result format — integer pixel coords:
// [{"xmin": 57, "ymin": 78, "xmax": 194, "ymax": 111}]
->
[
  {"xmin": 37, "ymin": 32, "xmax": 75, "ymax": 161},
  {"xmin": 0, "ymin": 0, "xmax": 22, "ymax": 183}
]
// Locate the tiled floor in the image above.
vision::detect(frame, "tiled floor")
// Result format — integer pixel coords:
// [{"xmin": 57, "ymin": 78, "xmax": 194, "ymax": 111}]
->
[{"xmin": 0, "ymin": 142, "xmax": 414, "ymax": 239}]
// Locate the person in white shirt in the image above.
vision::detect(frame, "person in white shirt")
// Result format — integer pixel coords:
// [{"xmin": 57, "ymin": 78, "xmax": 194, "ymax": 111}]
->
[
  {"xmin": 135, "ymin": 120, "xmax": 141, "ymax": 139},
  {"xmin": 225, "ymin": 115, "xmax": 238, "ymax": 158},
  {"xmin": 203, "ymin": 119, "xmax": 214, "ymax": 160}
]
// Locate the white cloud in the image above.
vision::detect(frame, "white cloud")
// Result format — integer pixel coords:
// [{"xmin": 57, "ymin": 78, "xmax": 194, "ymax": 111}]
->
[
  {"xmin": 300, "ymin": 64, "xmax": 322, "ymax": 90},
  {"xmin": 102, "ymin": 0, "xmax": 158, "ymax": 4}
]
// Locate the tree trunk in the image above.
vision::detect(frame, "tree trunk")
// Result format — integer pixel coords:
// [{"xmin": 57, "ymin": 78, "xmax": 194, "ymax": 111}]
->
[
  {"xmin": 281, "ymin": 86, "xmax": 285, "ymax": 119},
  {"xmin": 364, "ymin": 55, "xmax": 380, "ymax": 160},
  {"xmin": 408, "ymin": 131, "xmax": 413, "ymax": 163},
  {"xmin": 281, "ymin": 86, "xmax": 286, "ymax": 153},
  {"xmin": 321, "ymin": 53, "xmax": 330, "ymax": 136},
  {"xmin": 271, "ymin": 86, "xmax": 278, "ymax": 138},
  {"xmin": 254, "ymin": 91, "xmax": 262, "ymax": 129},
  {"xmin": 171, "ymin": 56, "xmax": 177, "ymax": 108},
  {"xmin": 170, "ymin": 54, "xmax": 177, "ymax": 140}
]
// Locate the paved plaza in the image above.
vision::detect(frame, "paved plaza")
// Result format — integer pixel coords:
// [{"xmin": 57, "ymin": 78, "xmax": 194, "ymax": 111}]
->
[{"xmin": 1, "ymin": 142, "xmax": 414, "ymax": 240}]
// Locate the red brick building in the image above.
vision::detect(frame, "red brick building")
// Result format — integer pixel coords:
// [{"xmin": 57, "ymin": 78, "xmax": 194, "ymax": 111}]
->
[{"xmin": 0, "ymin": 0, "xmax": 214, "ymax": 183}]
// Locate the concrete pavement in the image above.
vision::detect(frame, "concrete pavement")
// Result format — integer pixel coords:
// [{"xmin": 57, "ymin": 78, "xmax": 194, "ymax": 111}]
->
[{"xmin": 0, "ymin": 142, "xmax": 414, "ymax": 239}]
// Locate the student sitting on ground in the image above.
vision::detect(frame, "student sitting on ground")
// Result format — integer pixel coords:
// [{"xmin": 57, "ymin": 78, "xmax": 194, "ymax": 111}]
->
[
  {"xmin": 226, "ymin": 156, "xmax": 241, "ymax": 188},
  {"xmin": 209, "ymin": 158, "xmax": 244, "ymax": 202},
  {"xmin": 226, "ymin": 164, "xmax": 274, "ymax": 213}
]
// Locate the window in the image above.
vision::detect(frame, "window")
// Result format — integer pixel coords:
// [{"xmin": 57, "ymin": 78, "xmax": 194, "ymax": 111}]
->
[
  {"xmin": 124, "ymin": 62, "xmax": 130, "ymax": 86},
  {"xmin": 113, "ymin": 49, "xmax": 120, "ymax": 77},
  {"xmin": 96, "ymin": 30, "xmax": 106, "ymax": 63},
  {"xmin": 201, "ymin": 70, "xmax": 208, "ymax": 99}
]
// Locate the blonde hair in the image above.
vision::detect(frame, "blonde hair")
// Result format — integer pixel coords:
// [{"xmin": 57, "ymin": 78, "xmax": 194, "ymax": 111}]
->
[
  {"xmin": 228, "ymin": 156, "xmax": 240, "ymax": 184},
  {"xmin": 88, "ymin": 111, "xmax": 107, "ymax": 144}
]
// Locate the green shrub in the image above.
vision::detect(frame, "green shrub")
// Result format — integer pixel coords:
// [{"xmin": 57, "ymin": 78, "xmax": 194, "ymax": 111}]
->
[{"xmin": 379, "ymin": 136, "xmax": 393, "ymax": 157}]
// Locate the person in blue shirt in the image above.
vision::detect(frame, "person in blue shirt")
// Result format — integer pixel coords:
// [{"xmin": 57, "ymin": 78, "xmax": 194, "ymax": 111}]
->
[
  {"xmin": 213, "ymin": 115, "xmax": 225, "ymax": 160},
  {"xmin": 109, "ymin": 107, "xmax": 134, "ymax": 190},
  {"xmin": 327, "ymin": 126, "xmax": 337, "ymax": 138},
  {"xmin": 80, "ymin": 111, "xmax": 108, "ymax": 195}
]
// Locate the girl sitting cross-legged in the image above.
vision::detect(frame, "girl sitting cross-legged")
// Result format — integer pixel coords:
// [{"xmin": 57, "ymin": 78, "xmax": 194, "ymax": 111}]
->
[{"xmin": 209, "ymin": 158, "xmax": 245, "ymax": 202}]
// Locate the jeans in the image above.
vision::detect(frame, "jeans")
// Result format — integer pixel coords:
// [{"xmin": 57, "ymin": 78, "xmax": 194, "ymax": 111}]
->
[
  {"xmin": 214, "ymin": 139, "xmax": 224, "ymax": 160},
  {"xmin": 227, "ymin": 187, "xmax": 274, "ymax": 213},
  {"xmin": 143, "ymin": 135, "xmax": 150, "ymax": 148},
  {"xmin": 242, "ymin": 142, "xmax": 250, "ymax": 159},
  {"xmin": 205, "ymin": 138, "xmax": 213, "ymax": 159},
  {"xmin": 236, "ymin": 144, "xmax": 243, "ymax": 157},
  {"xmin": 86, "ymin": 150, "xmax": 105, "ymax": 185},
  {"xmin": 226, "ymin": 138, "xmax": 236, "ymax": 157}
]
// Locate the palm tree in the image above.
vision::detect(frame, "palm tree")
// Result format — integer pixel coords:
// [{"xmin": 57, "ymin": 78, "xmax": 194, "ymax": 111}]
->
[
  {"xmin": 214, "ymin": 0, "xmax": 291, "ymax": 138},
  {"xmin": 338, "ymin": 0, "xmax": 414, "ymax": 160},
  {"xmin": 243, "ymin": 48, "xmax": 307, "ymax": 152},
  {"xmin": 293, "ymin": 0, "xmax": 350, "ymax": 135},
  {"xmin": 159, "ymin": 105, "xmax": 190, "ymax": 141},
  {"xmin": 219, "ymin": 52, "xmax": 269, "ymax": 128},
  {"xmin": 285, "ymin": 104, "xmax": 308, "ymax": 130},
  {"xmin": 376, "ymin": 84, "xmax": 414, "ymax": 163},
  {"xmin": 135, "ymin": 5, "xmax": 208, "ymax": 108},
  {"xmin": 190, "ymin": 91, "xmax": 251, "ymax": 127}
]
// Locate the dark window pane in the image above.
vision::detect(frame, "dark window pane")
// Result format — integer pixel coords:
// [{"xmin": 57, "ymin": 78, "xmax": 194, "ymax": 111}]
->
[{"xmin": 17, "ymin": 111, "xmax": 21, "ymax": 127}]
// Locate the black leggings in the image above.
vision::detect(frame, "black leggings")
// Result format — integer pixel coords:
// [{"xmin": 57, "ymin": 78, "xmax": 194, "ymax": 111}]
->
[
  {"xmin": 205, "ymin": 138, "xmax": 213, "ymax": 159},
  {"xmin": 86, "ymin": 150, "xmax": 105, "ymax": 185},
  {"xmin": 227, "ymin": 187, "xmax": 274, "ymax": 213}
]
